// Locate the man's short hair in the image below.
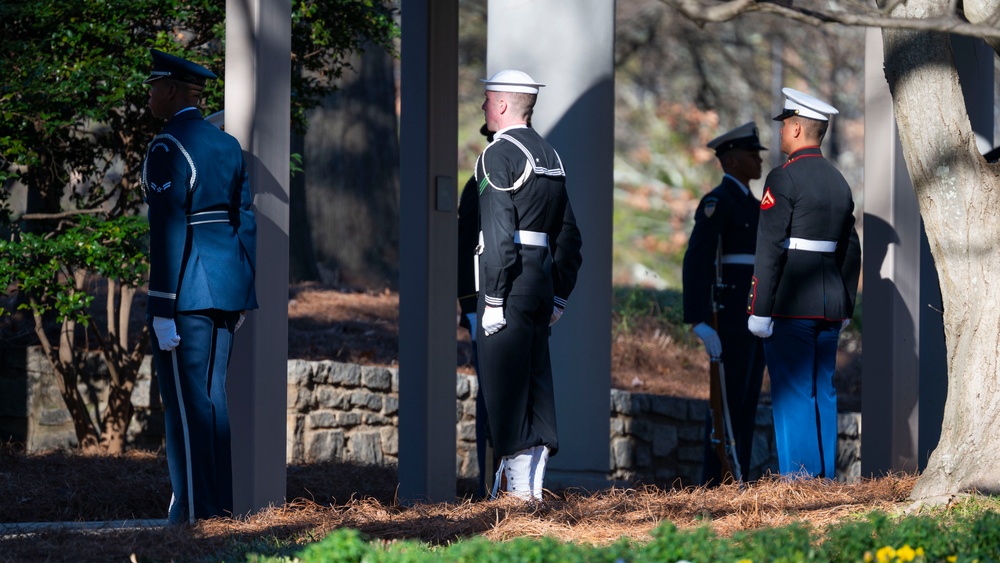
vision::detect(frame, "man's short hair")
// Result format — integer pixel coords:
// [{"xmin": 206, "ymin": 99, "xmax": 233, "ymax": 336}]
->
[
  {"xmin": 795, "ymin": 117, "xmax": 829, "ymax": 143},
  {"xmin": 504, "ymin": 92, "xmax": 537, "ymax": 121}
]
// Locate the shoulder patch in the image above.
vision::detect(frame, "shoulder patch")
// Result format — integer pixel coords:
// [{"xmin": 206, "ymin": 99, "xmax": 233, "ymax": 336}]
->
[
  {"xmin": 760, "ymin": 188, "xmax": 776, "ymax": 210},
  {"xmin": 704, "ymin": 197, "xmax": 718, "ymax": 218}
]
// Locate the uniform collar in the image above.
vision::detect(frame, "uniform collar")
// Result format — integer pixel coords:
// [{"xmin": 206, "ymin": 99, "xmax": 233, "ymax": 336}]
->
[
  {"xmin": 495, "ymin": 124, "xmax": 528, "ymax": 136},
  {"xmin": 169, "ymin": 107, "xmax": 204, "ymax": 123},
  {"xmin": 722, "ymin": 173, "xmax": 750, "ymax": 196},
  {"xmin": 787, "ymin": 146, "xmax": 823, "ymax": 160}
]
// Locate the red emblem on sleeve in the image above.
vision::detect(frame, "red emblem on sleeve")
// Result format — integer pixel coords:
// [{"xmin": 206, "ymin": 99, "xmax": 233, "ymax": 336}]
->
[{"xmin": 760, "ymin": 188, "xmax": 776, "ymax": 210}]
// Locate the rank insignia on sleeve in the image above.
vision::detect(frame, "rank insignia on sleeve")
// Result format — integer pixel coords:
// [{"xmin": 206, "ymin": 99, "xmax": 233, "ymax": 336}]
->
[
  {"xmin": 149, "ymin": 180, "xmax": 171, "ymax": 193},
  {"xmin": 704, "ymin": 198, "xmax": 717, "ymax": 218},
  {"xmin": 760, "ymin": 188, "xmax": 776, "ymax": 210}
]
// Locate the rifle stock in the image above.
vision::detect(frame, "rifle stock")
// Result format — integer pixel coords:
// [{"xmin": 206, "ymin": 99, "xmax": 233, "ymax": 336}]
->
[{"xmin": 708, "ymin": 236, "xmax": 743, "ymax": 484}]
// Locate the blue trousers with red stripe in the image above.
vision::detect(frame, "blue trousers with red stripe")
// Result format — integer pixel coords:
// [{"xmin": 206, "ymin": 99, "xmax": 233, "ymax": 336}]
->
[
  {"xmin": 763, "ymin": 317, "xmax": 840, "ymax": 479},
  {"xmin": 150, "ymin": 310, "xmax": 239, "ymax": 523}
]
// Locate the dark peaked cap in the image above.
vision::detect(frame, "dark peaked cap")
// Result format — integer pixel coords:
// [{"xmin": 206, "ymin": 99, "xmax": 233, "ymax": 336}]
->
[
  {"xmin": 144, "ymin": 49, "xmax": 217, "ymax": 86},
  {"xmin": 706, "ymin": 122, "xmax": 767, "ymax": 155}
]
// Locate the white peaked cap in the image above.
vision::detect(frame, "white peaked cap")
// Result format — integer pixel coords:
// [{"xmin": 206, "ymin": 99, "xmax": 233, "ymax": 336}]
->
[
  {"xmin": 480, "ymin": 69, "xmax": 545, "ymax": 94},
  {"xmin": 774, "ymin": 87, "xmax": 839, "ymax": 122}
]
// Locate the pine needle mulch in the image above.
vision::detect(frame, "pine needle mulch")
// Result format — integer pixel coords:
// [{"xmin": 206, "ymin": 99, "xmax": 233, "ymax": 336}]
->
[{"xmin": 0, "ymin": 446, "xmax": 915, "ymax": 562}]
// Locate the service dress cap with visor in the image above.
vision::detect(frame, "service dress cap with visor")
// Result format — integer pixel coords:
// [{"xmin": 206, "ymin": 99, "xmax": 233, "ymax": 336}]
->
[
  {"xmin": 707, "ymin": 122, "xmax": 768, "ymax": 155},
  {"xmin": 480, "ymin": 69, "xmax": 545, "ymax": 94},
  {"xmin": 773, "ymin": 87, "xmax": 839, "ymax": 122},
  {"xmin": 144, "ymin": 49, "xmax": 217, "ymax": 87}
]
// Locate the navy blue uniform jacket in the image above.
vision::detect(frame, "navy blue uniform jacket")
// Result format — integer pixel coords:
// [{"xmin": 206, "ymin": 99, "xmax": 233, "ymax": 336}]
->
[
  {"xmin": 683, "ymin": 176, "xmax": 760, "ymax": 327},
  {"xmin": 475, "ymin": 126, "xmax": 582, "ymax": 308},
  {"xmin": 143, "ymin": 108, "xmax": 258, "ymax": 317},
  {"xmin": 747, "ymin": 146, "xmax": 861, "ymax": 320}
]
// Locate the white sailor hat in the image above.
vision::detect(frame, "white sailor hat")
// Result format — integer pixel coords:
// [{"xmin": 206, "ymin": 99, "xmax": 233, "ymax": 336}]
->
[
  {"xmin": 706, "ymin": 122, "xmax": 767, "ymax": 155},
  {"xmin": 773, "ymin": 87, "xmax": 839, "ymax": 122},
  {"xmin": 480, "ymin": 69, "xmax": 545, "ymax": 95}
]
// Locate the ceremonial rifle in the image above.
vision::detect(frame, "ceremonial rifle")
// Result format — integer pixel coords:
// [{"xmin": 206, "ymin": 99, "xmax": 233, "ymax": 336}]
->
[{"xmin": 709, "ymin": 236, "xmax": 743, "ymax": 484}]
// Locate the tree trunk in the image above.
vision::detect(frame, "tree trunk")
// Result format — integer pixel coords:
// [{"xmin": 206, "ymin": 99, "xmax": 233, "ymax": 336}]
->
[
  {"xmin": 303, "ymin": 42, "xmax": 400, "ymax": 289},
  {"xmin": 883, "ymin": 1, "xmax": 1000, "ymax": 497}
]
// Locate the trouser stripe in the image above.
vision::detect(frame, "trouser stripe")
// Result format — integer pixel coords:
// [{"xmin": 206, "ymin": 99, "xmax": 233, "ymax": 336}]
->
[{"xmin": 171, "ymin": 350, "xmax": 196, "ymax": 524}]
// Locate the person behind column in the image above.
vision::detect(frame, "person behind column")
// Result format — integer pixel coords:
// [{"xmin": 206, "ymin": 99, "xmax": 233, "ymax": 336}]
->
[
  {"xmin": 682, "ymin": 122, "xmax": 768, "ymax": 486},
  {"xmin": 475, "ymin": 69, "xmax": 583, "ymax": 503},
  {"xmin": 458, "ymin": 123, "xmax": 494, "ymax": 499},
  {"xmin": 142, "ymin": 49, "xmax": 258, "ymax": 523},
  {"xmin": 746, "ymin": 87, "xmax": 861, "ymax": 480}
]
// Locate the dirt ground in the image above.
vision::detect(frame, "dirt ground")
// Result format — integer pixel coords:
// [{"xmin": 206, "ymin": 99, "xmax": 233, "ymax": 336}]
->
[
  {"xmin": 287, "ymin": 283, "xmax": 862, "ymax": 408},
  {"xmin": 0, "ymin": 445, "xmax": 914, "ymax": 562}
]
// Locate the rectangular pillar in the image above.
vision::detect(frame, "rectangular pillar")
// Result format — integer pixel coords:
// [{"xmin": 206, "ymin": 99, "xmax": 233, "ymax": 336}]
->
[
  {"xmin": 488, "ymin": 0, "xmax": 615, "ymax": 490},
  {"xmin": 225, "ymin": 0, "xmax": 291, "ymax": 516},
  {"xmin": 397, "ymin": 0, "xmax": 459, "ymax": 503}
]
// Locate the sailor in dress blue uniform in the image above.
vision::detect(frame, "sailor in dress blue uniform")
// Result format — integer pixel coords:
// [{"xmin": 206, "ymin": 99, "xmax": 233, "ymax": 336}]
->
[
  {"xmin": 682, "ymin": 122, "xmax": 767, "ymax": 485},
  {"xmin": 142, "ymin": 49, "xmax": 258, "ymax": 523},
  {"xmin": 474, "ymin": 70, "xmax": 583, "ymax": 502},
  {"xmin": 747, "ymin": 88, "xmax": 861, "ymax": 479}
]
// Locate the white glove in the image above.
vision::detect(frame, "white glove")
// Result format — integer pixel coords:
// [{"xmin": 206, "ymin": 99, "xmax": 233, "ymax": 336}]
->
[
  {"xmin": 482, "ymin": 306, "xmax": 506, "ymax": 336},
  {"xmin": 748, "ymin": 315, "xmax": 774, "ymax": 339},
  {"xmin": 840, "ymin": 318, "xmax": 850, "ymax": 331},
  {"xmin": 549, "ymin": 306, "xmax": 564, "ymax": 327},
  {"xmin": 153, "ymin": 316, "xmax": 181, "ymax": 351},
  {"xmin": 691, "ymin": 322, "xmax": 722, "ymax": 358},
  {"xmin": 235, "ymin": 311, "xmax": 247, "ymax": 332},
  {"xmin": 466, "ymin": 312, "xmax": 477, "ymax": 342}
]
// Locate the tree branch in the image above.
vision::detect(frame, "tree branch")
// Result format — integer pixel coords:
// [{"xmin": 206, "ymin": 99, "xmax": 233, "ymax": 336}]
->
[
  {"xmin": 20, "ymin": 209, "xmax": 105, "ymax": 221},
  {"xmin": 658, "ymin": 0, "xmax": 1000, "ymax": 40}
]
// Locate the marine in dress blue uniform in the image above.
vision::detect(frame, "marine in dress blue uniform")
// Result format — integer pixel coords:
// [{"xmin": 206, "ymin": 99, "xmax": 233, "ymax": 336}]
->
[
  {"xmin": 746, "ymin": 88, "xmax": 861, "ymax": 479},
  {"xmin": 682, "ymin": 122, "xmax": 767, "ymax": 485},
  {"xmin": 474, "ymin": 70, "xmax": 583, "ymax": 501},
  {"xmin": 141, "ymin": 49, "xmax": 258, "ymax": 523}
]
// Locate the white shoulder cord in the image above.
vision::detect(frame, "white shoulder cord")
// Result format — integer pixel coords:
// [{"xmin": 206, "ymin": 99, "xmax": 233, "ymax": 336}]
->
[{"xmin": 479, "ymin": 135, "xmax": 535, "ymax": 193}]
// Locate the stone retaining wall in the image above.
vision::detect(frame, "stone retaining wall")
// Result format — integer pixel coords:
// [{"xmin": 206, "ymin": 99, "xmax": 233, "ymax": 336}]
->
[{"xmin": 0, "ymin": 348, "xmax": 862, "ymax": 485}]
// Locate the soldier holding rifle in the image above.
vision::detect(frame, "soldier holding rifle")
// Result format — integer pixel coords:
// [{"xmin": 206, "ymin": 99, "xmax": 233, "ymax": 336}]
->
[{"xmin": 683, "ymin": 123, "xmax": 768, "ymax": 485}]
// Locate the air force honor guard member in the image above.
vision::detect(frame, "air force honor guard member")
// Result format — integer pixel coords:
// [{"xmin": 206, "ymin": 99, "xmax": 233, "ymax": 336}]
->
[
  {"xmin": 142, "ymin": 49, "xmax": 258, "ymax": 523},
  {"xmin": 683, "ymin": 122, "xmax": 767, "ymax": 485},
  {"xmin": 747, "ymin": 88, "xmax": 861, "ymax": 479},
  {"xmin": 475, "ymin": 70, "xmax": 583, "ymax": 502}
]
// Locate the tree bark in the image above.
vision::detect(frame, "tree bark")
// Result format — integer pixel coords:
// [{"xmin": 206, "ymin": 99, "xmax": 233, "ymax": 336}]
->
[
  {"xmin": 303, "ymin": 42, "xmax": 400, "ymax": 289},
  {"xmin": 883, "ymin": 0, "xmax": 1000, "ymax": 498}
]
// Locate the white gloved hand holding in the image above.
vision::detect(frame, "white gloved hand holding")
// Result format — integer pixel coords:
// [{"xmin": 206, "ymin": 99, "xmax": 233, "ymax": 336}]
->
[
  {"xmin": 748, "ymin": 315, "xmax": 774, "ymax": 338},
  {"xmin": 153, "ymin": 316, "xmax": 181, "ymax": 351},
  {"xmin": 549, "ymin": 306, "xmax": 564, "ymax": 327},
  {"xmin": 466, "ymin": 312, "xmax": 478, "ymax": 342},
  {"xmin": 840, "ymin": 318, "xmax": 850, "ymax": 331},
  {"xmin": 482, "ymin": 306, "xmax": 506, "ymax": 336},
  {"xmin": 691, "ymin": 322, "xmax": 722, "ymax": 358}
]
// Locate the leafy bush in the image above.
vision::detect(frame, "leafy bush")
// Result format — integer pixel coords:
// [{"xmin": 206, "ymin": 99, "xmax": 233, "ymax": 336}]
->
[{"xmin": 278, "ymin": 510, "xmax": 1000, "ymax": 563}]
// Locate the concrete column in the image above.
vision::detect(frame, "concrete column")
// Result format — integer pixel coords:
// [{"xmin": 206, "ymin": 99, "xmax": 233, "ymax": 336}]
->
[
  {"xmin": 225, "ymin": 0, "xmax": 291, "ymax": 516},
  {"xmin": 397, "ymin": 0, "xmax": 459, "ymax": 503},
  {"xmin": 488, "ymin": 0, "xmax": 615, "ymax": 489},
  {"xmin": 862, "ymin": 30, "xmax": 993, "ymax": 476}
]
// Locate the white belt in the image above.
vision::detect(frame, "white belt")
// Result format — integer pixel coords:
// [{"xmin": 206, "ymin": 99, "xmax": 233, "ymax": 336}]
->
[
  {"xmin": 784, "ymin": 237, "xmax": 837, "ymax": 252},
  {"xmin": 514, "ymin": 230, "xmax": 548, "ymax": 246},
  {"xmin": 720, "ymin": 254, "xmax": 755, "ymax": 265},
  {"xmin": 187, "ymin": 210, "xmax": 230, "ymax": 226}
]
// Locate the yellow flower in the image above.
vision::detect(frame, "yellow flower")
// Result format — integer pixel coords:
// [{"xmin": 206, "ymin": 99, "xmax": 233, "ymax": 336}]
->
[
  {"xmin": 897, "ymin": 545, "xmax": 916, "ymax": 562},
  {"xmin": 877, "ymin": 546, "xmax": 897, "ymax": 563},
  {"xmin": 736, "ymin": 560, "xmax": 752, "ymax": 563},
  {"xmin": 946, "ymin": 556, "xmax": 957, "ymax": 563},
  {"xmin": 915, "ymin": 547, "xmax": 924, "ymax": 557},
  {"xmin": 864, "ymin": 552, "xmax": 874, "ymax": 562}
]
